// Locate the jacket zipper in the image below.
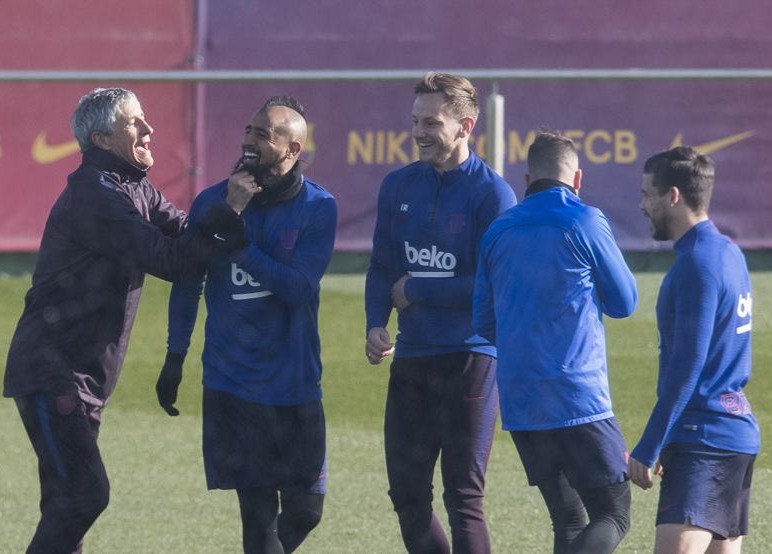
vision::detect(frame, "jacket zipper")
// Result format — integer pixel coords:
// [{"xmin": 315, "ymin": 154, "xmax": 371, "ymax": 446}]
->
[{"xmin": 430, "ymin": 176, "xmax": 442, "ymax": 224}]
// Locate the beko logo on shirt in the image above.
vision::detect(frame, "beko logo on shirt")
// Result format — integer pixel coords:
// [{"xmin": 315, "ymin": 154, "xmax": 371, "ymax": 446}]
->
[
  {"xmin": 403, "ymin": 241, "xmax": 456, "ymax": 277},
  {"xmin": 231, "ymin": 263, "xmax": 273, "ymax": 300},
  {"xmin": 735, "ymin": 292, "xmax": 752, "ymax": 334}
]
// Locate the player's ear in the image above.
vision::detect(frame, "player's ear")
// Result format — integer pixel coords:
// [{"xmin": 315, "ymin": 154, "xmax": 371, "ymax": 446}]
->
[
  {"xmin": 458, "ymin": 116, "xmax": 475, "ymax": 138},
  {"xmin": 669, "ymin": 186, "xmax": 680, "ymax": 207},
  {"xmin": 91, "ymin": 131, "xmax": 111, "ymax": 151},
  {"xmin": 287, "ymin": 140, "xmax": 302, "ymax": 160},
  {"xmin": 573, "ymin": 169, "xmax": 582, "ymax": 194}
]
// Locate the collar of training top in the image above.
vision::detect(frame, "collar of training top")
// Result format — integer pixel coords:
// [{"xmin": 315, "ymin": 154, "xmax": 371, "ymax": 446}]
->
[
  {"xmin": 525, "ymin": 178, "xmax": 575, "ymax": 197},
  {"xmin": 83, "ymin": 147, "xmax": 149, "ymax": 183},
  {"xmin": 250, "ymin": 161, "xmax": 304, "ymax": 207}
]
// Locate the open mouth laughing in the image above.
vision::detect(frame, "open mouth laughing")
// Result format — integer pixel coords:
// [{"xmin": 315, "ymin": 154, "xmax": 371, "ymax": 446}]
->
[{"xmin": 241, "ymin": 148, "xmax": 260, "ymax": 166}]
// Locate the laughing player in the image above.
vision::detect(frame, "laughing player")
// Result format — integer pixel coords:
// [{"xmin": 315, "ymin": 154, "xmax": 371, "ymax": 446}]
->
[
  {"xmin": 4, "ymin": 87, "xmax": 250, "ymax": 553},
  {"xmin": 365, "ymin": 72, "xmax": 516, "ymax": 553},
  {"xmin": 156, "ymin": 96, "xmax": 336, "ymax": 554}
]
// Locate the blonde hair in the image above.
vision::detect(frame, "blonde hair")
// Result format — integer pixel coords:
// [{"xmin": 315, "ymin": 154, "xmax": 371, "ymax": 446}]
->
[{"xmin": 414, "ymin": 72, "xmax": 479, "ymax": 120}]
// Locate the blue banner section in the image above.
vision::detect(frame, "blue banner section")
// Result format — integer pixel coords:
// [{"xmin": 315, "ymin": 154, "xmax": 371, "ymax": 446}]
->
[{"xmin": 200, "ymin": 0, "xmax": 772, "ymax": 249}]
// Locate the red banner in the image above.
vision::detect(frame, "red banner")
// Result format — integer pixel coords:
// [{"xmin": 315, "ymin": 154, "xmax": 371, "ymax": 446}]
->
[{"xmin": 0, "ymin": 1, "xmax": 196, "ymax": 250}]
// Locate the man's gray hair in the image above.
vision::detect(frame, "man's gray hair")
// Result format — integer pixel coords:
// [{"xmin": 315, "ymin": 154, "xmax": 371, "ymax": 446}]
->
[{"xmin": 71, "ymin": 88, "xmax": 137, "ymax": 151}]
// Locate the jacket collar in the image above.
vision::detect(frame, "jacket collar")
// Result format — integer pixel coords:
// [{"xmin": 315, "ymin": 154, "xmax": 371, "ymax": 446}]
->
[
  {"xmin": 82, "ymin": 147, "xmax": 148, "ymax": 183},
  {"xmin": 674, "ymin": 219, "xmax": 715, "ymax": 253},
  {"xmin": 250, "ymin": 161, "xmax": 304, "ymax": 207},
  {"xmin": 427, "ymin": 152, "xmax": 478, "ymax": 184},
  {"xmin": 525, "ymin": 178, "xmax": 575, "ymax": 197}
]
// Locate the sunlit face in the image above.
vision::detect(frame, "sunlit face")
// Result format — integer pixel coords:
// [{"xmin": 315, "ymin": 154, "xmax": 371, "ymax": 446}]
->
[
  {"xmin": 238, "ymin": 108, "xmax": 292, "ymax": 180},
  {"xmin": 412, "ymin": 92, "xmax": 467, "ymax": 172},
  {"xmin": 103, "ymin": 97, "xmax": 154, "ymax": 169},
  {"xmin": 640, "ymin": 173, "xmax": 672, "ymax": 241}
]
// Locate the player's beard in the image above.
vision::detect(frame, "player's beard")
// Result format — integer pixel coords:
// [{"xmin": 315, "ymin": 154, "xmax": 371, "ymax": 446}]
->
[
  {"xmin": 232, "ymin": 154, "xmax": 285, "ymax": 189},
  {"xmin": 647, "ymin": 210, "xmax": 672, "ymax": 241}
]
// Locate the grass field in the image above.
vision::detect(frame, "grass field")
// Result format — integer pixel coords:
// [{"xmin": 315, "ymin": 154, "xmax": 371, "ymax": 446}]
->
[{"xmin": 1, "ymin": 271, "xmax": 770, "ymax": 553}]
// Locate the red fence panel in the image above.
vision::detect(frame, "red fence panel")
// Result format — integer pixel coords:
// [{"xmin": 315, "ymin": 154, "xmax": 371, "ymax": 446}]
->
[{"xmin": 0, "ymin": 1, "xmax": 196, "ymax": 251}]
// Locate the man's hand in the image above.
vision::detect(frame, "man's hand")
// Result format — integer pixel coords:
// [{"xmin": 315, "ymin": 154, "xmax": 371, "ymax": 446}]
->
[
  {"xmin": 198, "ymin": 203, "xmax": 249, "ymax": 252},
  {"xmin": 226, "ymin": 169, "xmax": 261, "ymax": 214},
  {"xmin": 156, "ymin": 352, "xmax": 184, "ymax": 416},
  {"xmin": 365, "ymin": 327, "xmax": 395, "ymax": 365},
  {"xmin": 627, "ymin": 455, "xmax": 662, "ymax": 490},
  {"xmin": 391, "ymin": 275, "xmax": 411, "ymax": 312}
]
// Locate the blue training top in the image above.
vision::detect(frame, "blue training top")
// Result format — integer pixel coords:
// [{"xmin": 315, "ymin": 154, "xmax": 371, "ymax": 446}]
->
[
  {"xmin": 167, "ymin": 177, "xmax": 337, "ymax": 406},
  {"xmin": 473, "ymin": 183, "xmax": 638, "ymax": 431},
  {"xmin": 631, "ymin": 220, "xmax": 760, "ymax": 467},
  {"xmin": 366, "ymin": 153, "xmax": 516, "ymax": 358}
]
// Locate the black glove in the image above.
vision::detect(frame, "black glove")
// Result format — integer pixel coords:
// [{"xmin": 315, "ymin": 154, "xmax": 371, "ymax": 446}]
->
[
  {"xmin": 197, "ymin": 203, "xmax": 249, "ymax": 252},
  {"xmin": 156, "ymin": 352, "xmax": 184, "ymax": 416}
]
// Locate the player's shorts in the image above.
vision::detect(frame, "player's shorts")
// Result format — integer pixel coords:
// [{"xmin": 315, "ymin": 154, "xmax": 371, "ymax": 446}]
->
[
  {"xmin": 203, "ymin": 387, "xmax": 326, "ymax": 494},
  {"xmin": 657, "ymin": 443, "xmax": 754, "ymax": 539},
  {"xmin": 511, "ymin": 417, "xmax": 628, "ymax": 489}
]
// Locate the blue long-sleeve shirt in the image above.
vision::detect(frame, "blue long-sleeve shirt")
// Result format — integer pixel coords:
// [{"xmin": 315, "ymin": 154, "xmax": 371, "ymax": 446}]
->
[
  {"xmin": 631, "ymin": 220, "xmax": 760, "ymax": 466},
  {"xmin": 473, "ymin": 183, "xmax": 637, "ymax": 431},
  {"xmin": 365, "ymin": 153, "xmax": 516, "ymax": 357},
  {"xmin": 167, "ymin": 177, "xmax": 337, "ymax": 406}
]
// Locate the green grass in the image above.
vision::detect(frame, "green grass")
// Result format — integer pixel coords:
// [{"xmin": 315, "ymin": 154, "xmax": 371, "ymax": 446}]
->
[{"xmin": 1, "ymin": 272, "xmax": 771, "ymax": 552}]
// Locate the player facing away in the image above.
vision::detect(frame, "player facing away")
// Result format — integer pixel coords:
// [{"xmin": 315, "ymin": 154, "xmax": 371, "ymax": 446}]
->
[
  {"xmin": 3, "ymin": 87, "xmax": 250, "ymax": 553},
  {"xmin": 365, "ymin": 72, "xmax": 517, "ymax": 553},
  {"xmin": 473, "ymin": 130, "xmax": 637, "ymax": 553},
  {"xmin": 156, "ymin": 95, "xmax": 336, "ymax": 554},
  {"xmin": 628, "ymin": 146, "xmax": 759, "ymax": 554}
]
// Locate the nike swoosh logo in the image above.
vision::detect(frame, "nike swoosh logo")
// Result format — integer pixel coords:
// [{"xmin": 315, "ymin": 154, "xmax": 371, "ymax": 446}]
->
[
  {"xmin": 213, "ymin": 233, "xmax": 226, "ymax": 241},
  {"xmin": 670, "ymin": 130, "xmax": 755, "ymax": 155},
  {"xmin": 31, "ymin": 132, "xmax": 80, "ymax": 164}
]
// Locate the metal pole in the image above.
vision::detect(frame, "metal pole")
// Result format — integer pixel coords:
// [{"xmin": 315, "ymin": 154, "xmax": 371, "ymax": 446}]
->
[
  {"xmin": 3, "ymin": 68, "xmax": 772, "ymax": 83},
  {"xmin": 485, "ymin": 82, "xmax": 505, "ymax": 177}
]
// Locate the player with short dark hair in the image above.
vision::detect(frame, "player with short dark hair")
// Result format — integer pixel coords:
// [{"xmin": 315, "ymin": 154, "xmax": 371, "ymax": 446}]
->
[
  {"xmin": 629, "ymin": 146, "xmax": 759, "ymax": 553},
  {"xmin": 4, "ymin": 87, "xmax": 251, "ymax": 553},
  {"xmin": 365, "ymin": 72, "xmax": 516, "ymax": 553},
  {"xmin": 156, "ymin": 95, "xmax": 336, "ymax": 553},
  {"xmin": 261, "ymin": 94, "xmax": 305, "ymax": 117},
  {"xmin": 473, "ymin": 129, "xmax": 637, "ymax": 553}
]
